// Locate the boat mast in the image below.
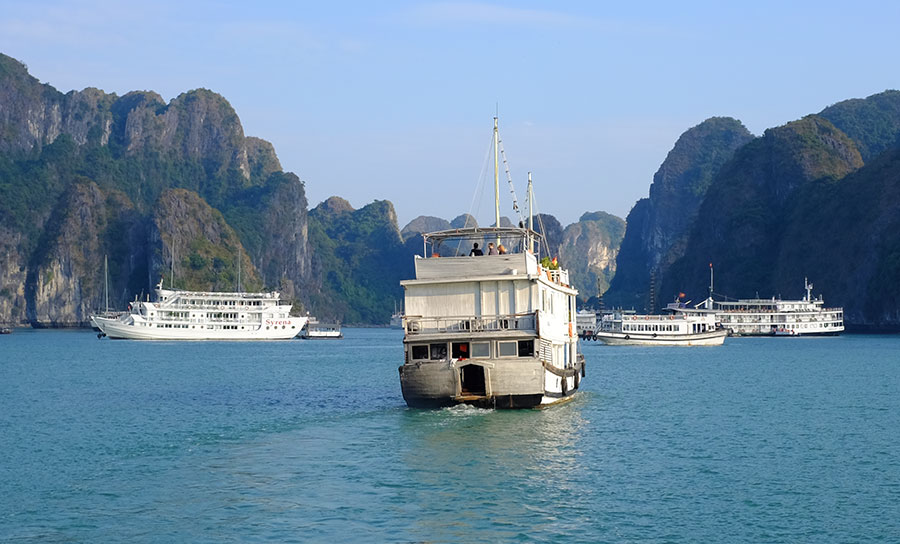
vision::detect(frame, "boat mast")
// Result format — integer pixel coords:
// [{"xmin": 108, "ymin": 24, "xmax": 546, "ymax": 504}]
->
[
  {"xmin": 527, "ymin": 172, "xmax": 534, "ymax": 254},
  {"xmin": 104, "ymin": 254, "xmax": 109, "ymax": 313},
  {"xmin": 237, "ymin": 248, "xmax": 242, "ymax": 293},
  {"xmin": 170, "ymin": 242, "xmax": 175, "ymax": 289},
  {"xmin": 493, "ymin": 116, "xmax": 500, "ymax": 245},
  {"xmin": 707, "ymin": 262, "xmax": 714, "ymax": 309}
]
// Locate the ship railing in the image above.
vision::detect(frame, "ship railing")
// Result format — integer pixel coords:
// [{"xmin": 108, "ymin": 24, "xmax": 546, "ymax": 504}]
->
[
  {"xmin": 545, "ymin": 269, "xmax": 569, "ymax": 285},
  {"xmin": 405, "ymin": 312, "xmax": 537, "ymax": 335},
  {"xmin": 157, "ymin": 303, "xmax": 276, "ymax": 310},
  {"xmin": 151, "ymin": 316, "xmax": 263, "ymax": 324}
]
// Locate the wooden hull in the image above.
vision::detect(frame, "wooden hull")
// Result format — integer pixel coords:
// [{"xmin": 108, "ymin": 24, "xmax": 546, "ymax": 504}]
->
[{"xmin": 399, "ymin": 356, "xmax": 584, "ymax": 409}]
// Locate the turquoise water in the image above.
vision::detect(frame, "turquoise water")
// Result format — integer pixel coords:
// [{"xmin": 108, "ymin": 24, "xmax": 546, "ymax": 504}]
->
[{"xmin": 2, "ymin": 330, "xmax": 899, "ymax": 543}]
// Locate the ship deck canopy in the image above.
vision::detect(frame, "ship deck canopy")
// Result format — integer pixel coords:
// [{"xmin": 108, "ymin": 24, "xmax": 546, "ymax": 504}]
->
[{"xmin": 421, "ymin": 226, "xmax": 544, "ymax": 259}]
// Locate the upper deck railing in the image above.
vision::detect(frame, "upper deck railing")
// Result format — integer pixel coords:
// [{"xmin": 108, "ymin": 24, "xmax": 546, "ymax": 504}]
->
[
  {"xmin": 421, "ymin": 226, "xmax": 544, "ymax": 259},
  {"xmin": 405, "ymin": 312, "xmax": 537, "ymax": 336}
]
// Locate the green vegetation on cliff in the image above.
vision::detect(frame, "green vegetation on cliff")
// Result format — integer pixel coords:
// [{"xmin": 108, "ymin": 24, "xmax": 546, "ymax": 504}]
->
[
  {"xmin": 604, "ymin": 117, "xmax": 753, "ymax": 311},
  {"xmin": 661, "ymin": 116, "xmax": 864, "ymax": 311},
  {"xmin": 307, "ymin": 198, "xmax": 413, "ymax": 324}
]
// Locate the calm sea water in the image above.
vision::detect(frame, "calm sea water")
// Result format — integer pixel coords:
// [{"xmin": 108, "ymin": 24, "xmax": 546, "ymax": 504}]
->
[{"xmin": 2, "ymin": 329, "xmax": 900, "ymax": 543}]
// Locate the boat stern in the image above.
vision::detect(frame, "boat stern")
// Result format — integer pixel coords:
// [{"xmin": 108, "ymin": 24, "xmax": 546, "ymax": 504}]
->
[{"xmin": 399, "ymin": 357, "xmax": 547, "ymax": 409}]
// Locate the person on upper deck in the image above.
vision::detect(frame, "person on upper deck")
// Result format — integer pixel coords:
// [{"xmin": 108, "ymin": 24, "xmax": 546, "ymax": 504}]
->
[
  {"xmin": 469, "ymin": 243, "xmax": 483, "ymax": 256},
  {"xmin": 487, "ymin": 243, "xmax": 499, "ymax": 255},
  {"xmin": 498, "ymin": 244, "xmax": 507, "ymax": 254}
]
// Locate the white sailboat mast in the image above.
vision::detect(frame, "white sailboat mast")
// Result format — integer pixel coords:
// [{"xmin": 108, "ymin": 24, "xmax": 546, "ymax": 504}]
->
[
  {"xmin": 528, "ymin": 172, "xmax": 534, "ymax": 254},
  {"xmin": 493, "ymin": 116, "xmax": 501, "ymax": 245},
  {"xmin": 104, "ymin": 254, "xmax": 109, "ymax": 313}
]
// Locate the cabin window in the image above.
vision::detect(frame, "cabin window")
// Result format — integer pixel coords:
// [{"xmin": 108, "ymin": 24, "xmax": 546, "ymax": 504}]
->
[
  {"xmin": 518, "ymin": 340, "xmax": 534, "ymax": 357},
  {"xmin": 430, "ymin": 343, "xmax": 447, "ymax": 360},
  {"xmin": 471, "ymin": 342, "xmax": 490, "ymax": 358},
  {"xmin": 411, "ymin": 345, "xmax": 429, "ymax": 360},
  {"xmin": 451, "ymin": 342, "xmax": 470, "ymax": 360},
  {"xmin": 498, "ymin": 341, "xmax": 517, "ymax": 357}
]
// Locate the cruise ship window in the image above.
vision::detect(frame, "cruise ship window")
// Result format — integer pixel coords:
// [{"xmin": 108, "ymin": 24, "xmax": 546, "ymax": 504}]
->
[{"xmin": 411, "ymin": 345, "xmax": 428, "ymax": 360}]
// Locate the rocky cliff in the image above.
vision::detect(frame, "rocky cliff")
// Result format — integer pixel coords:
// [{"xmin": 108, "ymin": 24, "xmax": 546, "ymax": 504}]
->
[
  {"xmin": 603, "ymin": 117, "xmax": 754, "ymax": 311},
  {"xmin": 661, "ymin": 115, "xmax": 864, "ymax": 310},
  {"xmin": 0, "ymin": 53, "xmax": 311, "ymax": 326},
  {"xmin": 21, "ymin": 181, "xmax": 147, "ymax": 326},
  {"xmin": 308, "ymin": 198, "xmax": 411, "ymax": 323},
  {"xmin": 819, "ymin": 90, "xmax": 900, "ymax": 162},
  {"xmin": 560, "ymin": 211, "xmax": 625, "ymax": 302},
  {"xmin": 151, "ymin": 188, "xmax": 260, "ymax": 293}
]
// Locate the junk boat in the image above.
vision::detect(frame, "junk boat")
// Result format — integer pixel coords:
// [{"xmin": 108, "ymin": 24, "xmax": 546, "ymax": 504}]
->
[
  {"xmin": 398, "ymin": 117, "xmax": 585, "ymax": 409},
  {"xmin": 594, "ymin": 309, "xmax": 727, "ymax": 346},
  {"xmin": 90, "ymin": 279, "xmax": 308, "ymax": 340}
]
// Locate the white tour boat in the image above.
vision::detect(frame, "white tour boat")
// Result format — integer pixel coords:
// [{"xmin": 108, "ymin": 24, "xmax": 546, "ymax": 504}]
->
[
  {"xmin": 679, "ymin": 271, "xmax": 843, "ymax": 336},
  {"xmin": 398, "ymin": 117, "xmax": 585, "ymax": 409},
  {"xmin": 389, "ymin": 301, "xmax": 403, "ymax": 329},
  {"xmin": 90, "ymin": 280, "xmax": 308, "ymax": 340},
  {"xmin": 594, "ymin": 309, "xmax": 727, "ymax": 346},
  {"xmin": 575, "ymin": 308, "xmax": 599, "ymax": 338},
  {"xmin": 300, "ymin": 318, "xmax": 343, "ymax": 339}
]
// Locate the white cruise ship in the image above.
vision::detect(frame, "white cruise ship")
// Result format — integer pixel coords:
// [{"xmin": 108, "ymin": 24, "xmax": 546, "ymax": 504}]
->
[
  {"xmin": 90, "ymin": 280, "xmax": 307, "ymax": 340},
  {"xmin": 594, "ymin": 310, "xmax": 727, "ymax": 346},
  {"xmin": 398, "ymin": 117, "xmax": 584, "ymax": 409},
  {"xmin": 680, "ymin": 277, "xmax": 843, "ymax": 336}
]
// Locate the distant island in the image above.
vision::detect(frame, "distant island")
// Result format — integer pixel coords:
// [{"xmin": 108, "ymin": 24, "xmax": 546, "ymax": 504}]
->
[{"xmin": 2, "ymin": 51, "xmax": 899, "ymax": 329}]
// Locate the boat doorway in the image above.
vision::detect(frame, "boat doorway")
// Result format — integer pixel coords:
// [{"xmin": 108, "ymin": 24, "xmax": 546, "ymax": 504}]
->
[{"xmin": 459, "ymin": 364, "xmax": 486, "ymax": 396}]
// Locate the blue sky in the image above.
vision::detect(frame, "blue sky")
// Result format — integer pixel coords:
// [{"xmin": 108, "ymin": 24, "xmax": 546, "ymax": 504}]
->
[{"xmin": 2, "ymin": 1, "xmax": 899, "ymax": 227}]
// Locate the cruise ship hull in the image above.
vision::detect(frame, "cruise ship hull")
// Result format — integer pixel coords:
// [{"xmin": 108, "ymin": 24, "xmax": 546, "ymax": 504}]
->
[
  {"xmin": 594, "ymin": 329, "xmax": 727, "ymax": 346},
  {"xmin": 91, "ymin": 315, "xmax": 307, "ymax": 340},
  {"xmin": 399, "ymin": 357, "xmax": 584, "ymax": 409}
]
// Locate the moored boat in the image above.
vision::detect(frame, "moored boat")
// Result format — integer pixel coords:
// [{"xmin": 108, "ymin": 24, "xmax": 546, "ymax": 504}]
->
[
  {"xmin": 90, "ymin": 280, "xmax": 307, "ymax": 340},
  {"xmin": 575, "ymin": 308, "xmax": 599, "ymax": 339},
  {"xmin": 301, "ymin": 319, "xmax": 343, "ymax": 339},
  {"xmin": 677, "ymin": 272, "xmax": 843, "ymax": 336},
  {"xmin": 389, "ymin": 301, "xmax": 403, "ymax": 329},
  {"xmin": 594, "ymin": 310, "xmax": 727, "ymax": 346}
]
